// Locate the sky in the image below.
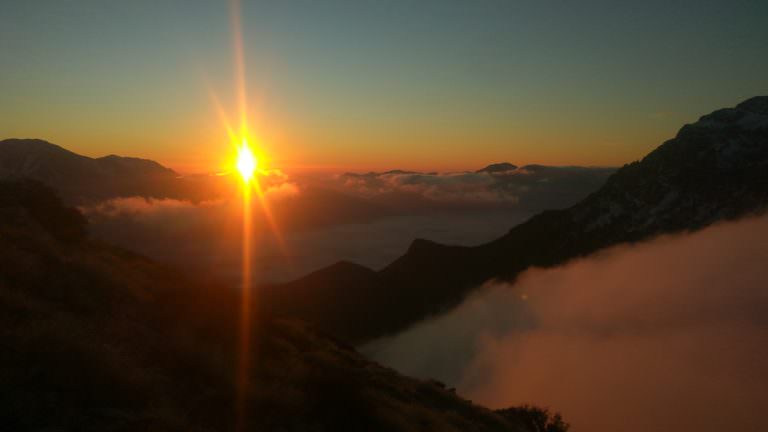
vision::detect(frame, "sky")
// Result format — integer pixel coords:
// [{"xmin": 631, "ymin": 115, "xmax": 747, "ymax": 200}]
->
[{"xmin": 1, "ymin": 0, "xmax": 767, "ymax": 173}]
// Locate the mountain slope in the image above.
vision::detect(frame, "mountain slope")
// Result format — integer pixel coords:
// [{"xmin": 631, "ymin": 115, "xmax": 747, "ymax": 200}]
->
[
  {"xmin": 263, "ymin": 96, "xmax": 768, "ymax": 344},
  {"xmin": 476, "ymin": 162, "xmax": 517, "ymax": 173},
  {"xmin": 0, "ymin": 139, "xmax": 211, "ymax": 203},
  {"xmin": 0, "ymin": 179, "xmax": 552, "ymax": 432}
]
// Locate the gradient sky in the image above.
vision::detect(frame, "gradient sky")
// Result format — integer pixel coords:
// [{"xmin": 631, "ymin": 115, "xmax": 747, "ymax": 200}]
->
[{"xmin": 2, "ymin": 0, "xmax": 767, "ymax": 173}]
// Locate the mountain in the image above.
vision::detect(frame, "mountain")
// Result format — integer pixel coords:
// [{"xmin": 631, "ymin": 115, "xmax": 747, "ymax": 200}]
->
[
  {"xmin": 476, "ymin": 162, "xmax": 518, "ymax": 173},
  {"xmin": 0, "ymin": 179, "xmax": 561, "ymax": 432},
  {"xmin": 0, "ymin": 138, "xmax": 216, "ymax": 203},
  {"xmin": 262, "ymin": 96, "xmax": 768, "ymax": 344}
]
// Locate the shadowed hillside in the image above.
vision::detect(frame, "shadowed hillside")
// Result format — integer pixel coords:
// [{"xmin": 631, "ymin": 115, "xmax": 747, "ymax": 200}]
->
[
  {"xmin": 263, "ymin": 96, "xmax": 768, "ymax": 344},
  {"xmin": 0, "ymin": 179, "xmax": 561, "ymax": 432}
]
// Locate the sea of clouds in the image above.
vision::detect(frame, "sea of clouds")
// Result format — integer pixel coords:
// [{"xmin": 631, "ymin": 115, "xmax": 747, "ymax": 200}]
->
[
  {"xmin": 82, "ymin": 166, "xmax": 612, "ymax": 284},
  {"xmin": 364, "ymin": 214, "xmax": 768, "ymax": 432}
]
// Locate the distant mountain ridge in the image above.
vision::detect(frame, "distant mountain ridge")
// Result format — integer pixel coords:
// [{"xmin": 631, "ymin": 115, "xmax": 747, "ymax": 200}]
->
[
  {"xmin": 262, "ymin": 96, "xmax": 768, "ymax": 344},
  {"xmin": 0, "ymin": 138, "xmax": 212, "ymax": 203},
  {"xmin": 476, "ymin": 162, "xmax": 518, "ymax": 173},
  {"xmin": 1, "ymin": 139, "xmax": 612, "ymax": 215}
]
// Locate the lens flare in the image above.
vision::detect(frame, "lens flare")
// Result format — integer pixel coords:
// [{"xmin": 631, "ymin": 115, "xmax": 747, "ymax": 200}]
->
[
  {"xmin": 237, "ymin": 140, "xmax": 257, "ymax": 182},
  {"xmin": 214, "ymin": 1, "xmax": 288, "ymax": 429}
]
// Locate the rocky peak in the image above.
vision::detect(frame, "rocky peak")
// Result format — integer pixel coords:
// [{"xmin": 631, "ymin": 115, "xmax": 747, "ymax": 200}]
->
[
  {"xmin": 476, "ymin": 162, "xmax": 518, "ymax": 173},
  {"xmin": 691, "ymin": 95, "xmax": 768, "ymax": 131}
]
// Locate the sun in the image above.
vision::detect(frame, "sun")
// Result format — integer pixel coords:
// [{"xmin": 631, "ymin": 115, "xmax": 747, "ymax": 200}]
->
[{"xmin": 236, "ymin": 139, "xmax": 258, "ymax": 182}]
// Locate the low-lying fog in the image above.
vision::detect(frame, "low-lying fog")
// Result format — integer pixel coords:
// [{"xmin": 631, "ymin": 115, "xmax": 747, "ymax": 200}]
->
[{"xmin": 364, "ymin": 214, "xmax": 768, "ymax": 432}]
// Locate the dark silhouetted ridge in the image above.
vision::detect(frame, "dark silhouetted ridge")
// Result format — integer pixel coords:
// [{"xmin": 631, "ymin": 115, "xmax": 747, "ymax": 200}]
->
[
  {"xmin": 476, "ymin": 162, "xmax": 518, "ymax": 173},
  {"xmin": 737, "ymin": 95, "xmax": 768, "ymax": 114},
  {"xmin": 0, "ymin": 138, "xmax": 216, "ymax": 203},
  {"xmin": 263, "ymin": 96, "xmax": 768, "ymax": 344}
]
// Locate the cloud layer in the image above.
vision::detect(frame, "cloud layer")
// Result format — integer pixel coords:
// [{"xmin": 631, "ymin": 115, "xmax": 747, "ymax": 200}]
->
[
  {"xmin": 82, "ymin": 166, "xmax": 612, "ymax": 285},
  {"xmin": 364, "ymin": 214, "xmax": 768, "ymax": 432},
  {"xmin": 335, "ymin": 165, "xmax": 614, "ymax": 209}
]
